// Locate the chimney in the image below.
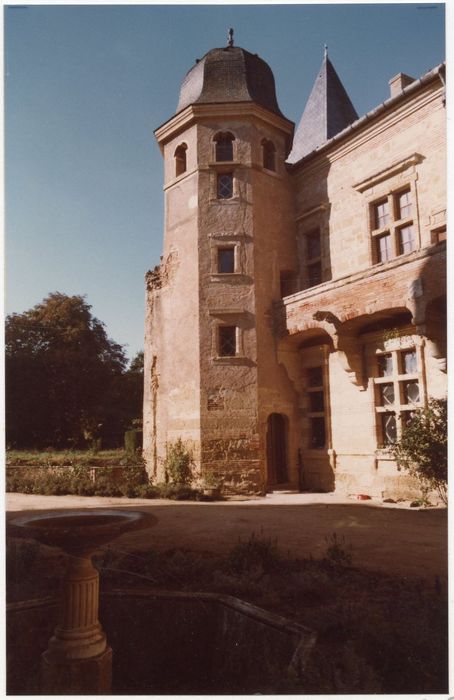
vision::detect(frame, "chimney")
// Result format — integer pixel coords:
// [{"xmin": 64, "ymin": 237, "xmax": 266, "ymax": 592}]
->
[{"xmin": 388, "ymin": 73, "xmax": 415, "ymax": 98}]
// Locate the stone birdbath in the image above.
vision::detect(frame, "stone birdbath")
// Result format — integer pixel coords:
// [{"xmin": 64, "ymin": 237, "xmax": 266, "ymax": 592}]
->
[{"xmin": 8, "ymin": 509, "xmax": 157, "ymax": 695}]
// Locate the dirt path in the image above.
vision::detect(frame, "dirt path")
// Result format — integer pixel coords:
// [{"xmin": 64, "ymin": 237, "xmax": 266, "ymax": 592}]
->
[{"xmin": 6, "ymin": 492, "xmax": 448, "ymax": 583}]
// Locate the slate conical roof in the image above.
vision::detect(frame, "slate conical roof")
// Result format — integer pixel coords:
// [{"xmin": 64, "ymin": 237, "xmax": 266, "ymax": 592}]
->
[
  {"xmin": 176, "ymin": 45, "xmax": 287, "ymax": 119},
  {"xmin": 287, "ymin": 52, "xmax": 359, "ymax": 163}
]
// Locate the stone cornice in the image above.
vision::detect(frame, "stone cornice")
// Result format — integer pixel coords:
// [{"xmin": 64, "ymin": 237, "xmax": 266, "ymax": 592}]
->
[
  {"xmin": 353, "ymin": 153, "xmax": 424, "ymax": 192},
  {"xmin": 155, "ymin": 103, "xmax": 294, "ymax": 149}
]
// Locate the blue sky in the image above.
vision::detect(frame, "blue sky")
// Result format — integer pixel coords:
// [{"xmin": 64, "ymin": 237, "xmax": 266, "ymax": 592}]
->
[{"xmin": 5, "ymin": 3, "xmax": 446, "ymax": 361}]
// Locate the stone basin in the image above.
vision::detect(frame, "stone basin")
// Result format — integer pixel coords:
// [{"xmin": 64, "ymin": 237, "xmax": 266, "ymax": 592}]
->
[
  {"xmin": 7, "ymin": 509, "xmax": 158, "ymax": 694},
  {"xmin": 8, "ymin": 509, "xmax": 156, "ymax": 555}
]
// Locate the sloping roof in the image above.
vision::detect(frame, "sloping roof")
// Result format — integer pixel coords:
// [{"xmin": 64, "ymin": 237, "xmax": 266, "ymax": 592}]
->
[
  {"xmin": 176, "ymin": 46, "xmax": 287, "ymax": 119},
  {"xmin": 287, "ymin": 54, "xmax": 358, "ymax": 164}
]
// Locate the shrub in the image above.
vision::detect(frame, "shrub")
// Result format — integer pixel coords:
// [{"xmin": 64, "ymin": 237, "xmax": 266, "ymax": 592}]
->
[
  {"xmin": 227, "ymin": 531, "xmax": 281, "ymax": 576},
  {"xmin": 164, "ymin": 439, "xmax": 194, "ymax": 486},
  {"xmin": 323, "ymin": 532, "xmax": 352, "ymax": 569},
  {"xmin": 391, "ymin": 398, "xmax": 447, "ymax": 504}
]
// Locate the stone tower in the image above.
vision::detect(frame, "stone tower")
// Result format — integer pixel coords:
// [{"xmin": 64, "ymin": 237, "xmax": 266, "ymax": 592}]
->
[{"xmin": 144, "ymin": 36, "xmax": 299, "ymax": 493}]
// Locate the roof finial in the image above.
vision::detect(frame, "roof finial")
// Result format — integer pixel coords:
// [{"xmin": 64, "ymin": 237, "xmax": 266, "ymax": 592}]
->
[
  {"xmin": 228, "ymin": 28, "xmax": 234, "ymax": 47},
  {"xmin": 324, "ymin": 44, "xmax": 328, "ymax": 59}
]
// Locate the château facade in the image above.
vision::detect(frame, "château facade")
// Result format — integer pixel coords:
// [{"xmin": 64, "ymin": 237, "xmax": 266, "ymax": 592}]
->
[{"xmin": 144, "ymin": 37, "xmax": 446, "ymax": 498}]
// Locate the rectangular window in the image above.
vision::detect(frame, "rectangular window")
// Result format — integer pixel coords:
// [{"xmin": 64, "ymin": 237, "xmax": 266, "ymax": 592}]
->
[
  {"xmin": 397, "ymin": 190, "xmax": 412, "ymax": 220},
  {"xmin": 401, "ymin": 349, "xmax": 417, "ymax": 374},
  {"xmin": 376, "ymin": 233, "xmax": 392, "ymax": 263},
  {"xmin": 310, "ymin": 417, "xmax": 326, "ymax": 449},
  {"xmin": 307, "ymin": 366, "xmax": 323, "ymax": 387},
  {"xmin": 307, "ymin": 366, "xmax": 327, "ymax": 449},
  {"xmin": 307, "ymin": 262, "xmax": 322, "ymax": 287},
  {"xmin": 218, "ymin": 326, "xmax": 236, "ymax": 357},
  {"xmin": 370, "ymin": 186, "xmax": 417, "ymax": 264},
  {"xmin": 375, "ymin": 200, "xmax": 390, "ymax": 229},
  {"xmin": 217, "ymin": 173, "xmax": 233, "ymax": 199},
  {"xmin": 378, "ymin": 353, "xmax": 393, "ymax": 377},
  {"xmin": 217, "ymin": 247, "xmax": 235, "ymax": 273},
  {"xmin": 374, "ymin": 345, "xmax": 422, "ymax": 448},
  {"xmin": 398, "ymin": 225, "xmax": 415, "ymax": 255},
  {"xmin": 306, "ymin": 230, "xmax": 321, "ymax": 259}
]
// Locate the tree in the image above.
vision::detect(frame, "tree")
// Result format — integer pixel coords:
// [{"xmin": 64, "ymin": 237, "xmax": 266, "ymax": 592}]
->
[
  {"xmin": 5, "ymin": 292, "xmax": 127, "ymax": 448},
  {"xmin": 391, "ymin": 398, "xmax": 447, "ymax": 504}
]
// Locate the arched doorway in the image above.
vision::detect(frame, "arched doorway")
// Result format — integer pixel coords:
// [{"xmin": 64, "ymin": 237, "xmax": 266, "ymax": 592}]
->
[{"xmin": 266, "ymin": 413, "xmax": 288, "ymax": 486}]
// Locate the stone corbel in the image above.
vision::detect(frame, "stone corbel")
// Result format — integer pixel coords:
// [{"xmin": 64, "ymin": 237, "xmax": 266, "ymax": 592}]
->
[
  {"xmin": 312, "ymin": 311, "xmax": 366, "ymax": 390},
  {"xmin": 406, "ymin": 277, "xmax": 426, "ymax": 333},
  {"xmin": 424, "ymin": 338, "xmax": 447, "ymax": 374}
]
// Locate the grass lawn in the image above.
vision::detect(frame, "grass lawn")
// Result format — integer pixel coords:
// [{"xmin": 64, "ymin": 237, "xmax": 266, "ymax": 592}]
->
[{"xmin": 6, "ymin": 448, "xmax": 143, "ymax": 467}]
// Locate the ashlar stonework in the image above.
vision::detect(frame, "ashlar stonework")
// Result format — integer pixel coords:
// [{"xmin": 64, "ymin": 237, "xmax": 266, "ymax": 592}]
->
[{"xmin": 144, "ymin": 40, "xmax": 446, "ymax": 498}]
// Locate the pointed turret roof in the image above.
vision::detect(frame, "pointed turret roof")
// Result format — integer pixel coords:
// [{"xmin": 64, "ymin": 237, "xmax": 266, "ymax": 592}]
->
[{"xmin": 287, "ymin": 51, "xmax": 358, "ymax": 163}]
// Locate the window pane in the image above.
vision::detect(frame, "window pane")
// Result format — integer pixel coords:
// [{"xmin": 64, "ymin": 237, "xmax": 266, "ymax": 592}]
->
[
  {"xmin": 307, "ymin": 262, "xmax": 322, "ymax": 287},
  {"xmin": 375, "ymin": 200, "xmax": 390, "ymax": 228},
  {"xmin": 402, "ymin": 349, "xmax": 417, "ymax": 374},
  {"xmin": 307, "ymin": 367, "xmax": 323, "ymax": 387},
  {"xmin": 397, "ymin": 190, "xmax": 412, "ymax": 219},
  {"xmin": 309, "ymin": 391, "xmax": 324, "ymax": 412},
  {"xmin": 219, "ymin": 326, "xmax": 236, "ymax": 356},
  {"xmin": 218, "ymin": 248, "xmax": 235, "ymax": 273},
  {"xmin": 217, "ymin": 173, "xmax": 233, "ymax": 199},
  {"xmin": 306, "ymin": 231, "xmax": 321, "ymax": 259},
  {"xmin": 381, "ymin": 413, "xmax": 397, "ymax": 444},
  {"xmin": 378, "ymin": 354, "xmax": 393, "ymax": 377},
  {"xmin": 216, "ymin": 138, "xmax": 233, "ymax": 162},
  {"xmin": 399, "ymin": 225, "xmax": 415, "ymax": 254},
  {"xmin": 379, "ymin": 383, "xmax": 395, "ymax": 406},
  {"xmin": 310, "ymin": 417, "xmax": 325, "ymax": 448},
  {"xmin": 403, "ymin": 380, "xmax": 420, "ymax": 404},
  {"xmin": 376, "ymin": 234, "xmax": 392, "ymax": 262}
]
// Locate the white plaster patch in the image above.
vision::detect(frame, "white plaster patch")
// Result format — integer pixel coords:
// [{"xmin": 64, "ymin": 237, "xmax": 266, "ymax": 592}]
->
[{"xmin": 189, "ymin": 195, "xmax": 198, "ymax": 209}]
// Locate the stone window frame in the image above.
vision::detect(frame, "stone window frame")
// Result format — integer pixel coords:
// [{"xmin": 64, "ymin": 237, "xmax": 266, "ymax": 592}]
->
[
  {"xmin": 209, "ymin": 311, "xmax": 247, "ymax": 363},
  {"xmin": 368, "ymin": 334, "xmax": 426, "ymax": 449},
  {"xmin": 369, "ymin": 183, "xmax": 420, "ymax": 264},
  {"xmin": 300, "ymin": 345, "xmax": 332, "ymax": 454},
  {"xmin": 296, "ymin": 203, "xmax": 329, "ymax": 291},
  {"xmin": 174, "ymin": 143, "xmax": 188, "ymax": 177},
  {"xmin": 213, "ymin": 131, "xmax": 236, "ymax": 163},
  {"xmin": 210, "ymin": 243, "xmax": 240, "ymax": 276}
]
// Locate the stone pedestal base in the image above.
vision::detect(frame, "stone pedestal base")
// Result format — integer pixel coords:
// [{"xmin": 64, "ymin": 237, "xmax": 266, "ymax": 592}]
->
[{"xmin": 41, "ymin": 646, "xmax": 112, "ymax": 695}]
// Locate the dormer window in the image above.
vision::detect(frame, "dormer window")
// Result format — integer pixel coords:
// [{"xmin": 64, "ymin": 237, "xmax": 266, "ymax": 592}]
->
[
  {"xmin": 215, "ymin": 132, "xmax": 235, "ymax": 162},
  {"xmin": 262, "ymin": 139, "xmax": 276, "ymax": 171},
  {"xmin": 174, "ymin": 144, "xmax": 187, "ymax": 176}
]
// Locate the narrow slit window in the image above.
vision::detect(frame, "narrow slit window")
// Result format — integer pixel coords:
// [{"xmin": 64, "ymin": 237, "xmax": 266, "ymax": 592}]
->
[
  {"xmin": 262, "ymin": 140, "xmax": 276, "ymax": 171},
  {"xmin": 174, "ymin": 144, "xmax": 187, "ymax": 177}
]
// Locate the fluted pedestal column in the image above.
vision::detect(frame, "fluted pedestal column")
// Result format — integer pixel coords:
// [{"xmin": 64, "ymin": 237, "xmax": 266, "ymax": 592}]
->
[{"xmin": 41, "ymin": 553, "xmax": 112, "ymax": 695}]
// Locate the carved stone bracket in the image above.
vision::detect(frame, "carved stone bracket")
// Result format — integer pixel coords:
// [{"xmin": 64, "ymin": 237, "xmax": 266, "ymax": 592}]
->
[{"xmin": 312, "ymin": 311, "xmax": 366, "ymax": 390}]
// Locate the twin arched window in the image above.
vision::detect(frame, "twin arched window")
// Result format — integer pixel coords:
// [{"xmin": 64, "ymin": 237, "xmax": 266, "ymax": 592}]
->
[{"xmin": 174, "ymin": 143, "xmax": 187, "ymax": 177}]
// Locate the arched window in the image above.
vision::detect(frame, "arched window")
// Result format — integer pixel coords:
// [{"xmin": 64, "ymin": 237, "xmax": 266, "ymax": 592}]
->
[
  {"xmin": 174, "ymin": 143, "xmax": 187, "ymax": 177},
  {"xmin": 262, "ymin": 139, "xmax": 276, "ymax": 171},
  {"xmin": 214, "ymin": 132, "xmax": 235, "ymax": 162}
]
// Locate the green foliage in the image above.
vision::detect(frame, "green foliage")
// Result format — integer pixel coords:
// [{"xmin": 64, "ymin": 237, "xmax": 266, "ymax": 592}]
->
[
  {"xmin": 164, "ymin": 438, "xmax": 194, "ymax": 486},
  {"xmin": 391, "ymin": 398, "xmax": 447, "ymax": 504},
  {"xmin": 5, "ymin": 292, "xmax": 145, "ymax": 448}
]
